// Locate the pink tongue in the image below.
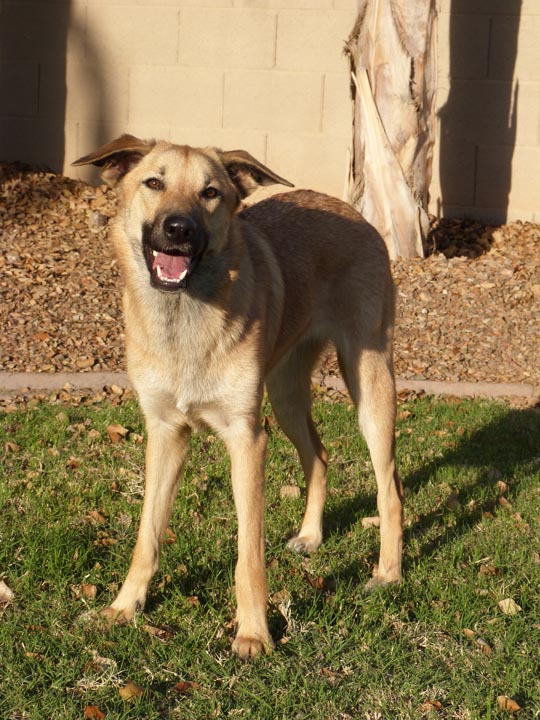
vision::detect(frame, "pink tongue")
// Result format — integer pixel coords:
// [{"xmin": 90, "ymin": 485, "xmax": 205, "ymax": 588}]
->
[{"xmin": 153, "ymin": 252, "xmax": 190, "ymax": 280}]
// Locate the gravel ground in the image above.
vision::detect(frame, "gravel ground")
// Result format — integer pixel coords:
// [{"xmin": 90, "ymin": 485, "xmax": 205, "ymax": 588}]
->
[{"xmin": 1, "ymin": 163, "xmax": 539, "ymax": 390}]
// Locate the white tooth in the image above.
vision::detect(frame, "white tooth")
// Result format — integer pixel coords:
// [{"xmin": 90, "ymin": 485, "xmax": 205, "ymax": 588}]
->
[{"xmin": 179, "ymin": 269, "xmax": 188, "ymax": 281}]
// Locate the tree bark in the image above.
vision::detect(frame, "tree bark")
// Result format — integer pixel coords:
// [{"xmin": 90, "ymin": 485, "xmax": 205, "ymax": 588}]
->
[{"xmin": 345, "ymin": 0, "xmax": 437, "ymax": 259}]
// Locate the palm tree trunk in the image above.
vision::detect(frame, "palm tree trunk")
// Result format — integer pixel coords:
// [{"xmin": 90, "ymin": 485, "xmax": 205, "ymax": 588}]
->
[{"xmin": 345, "ymin": 0, "xmax": 437, "ymax": 259}]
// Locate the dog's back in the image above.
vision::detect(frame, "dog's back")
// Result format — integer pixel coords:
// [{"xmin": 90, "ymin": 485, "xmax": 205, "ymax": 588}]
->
[{"xmin": 240, "ymin": 189, "xmax": 395, "ymax": 362}]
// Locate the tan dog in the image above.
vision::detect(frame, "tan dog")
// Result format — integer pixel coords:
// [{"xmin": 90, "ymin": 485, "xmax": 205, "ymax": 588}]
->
[{"xmin": 73, "ymin": 136, "xmax": 403, "ymax": 659}]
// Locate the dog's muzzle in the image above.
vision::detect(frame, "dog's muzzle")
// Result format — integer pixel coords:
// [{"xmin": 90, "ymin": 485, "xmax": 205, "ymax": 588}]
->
[{"xmin": 143, "ymin": 214, "xmax": 208, "ymax": 292}]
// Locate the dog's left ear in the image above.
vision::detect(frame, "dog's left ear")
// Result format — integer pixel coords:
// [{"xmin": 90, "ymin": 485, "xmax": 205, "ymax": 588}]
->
[
  {"xmin": 72, "ymin": 134, "xmax": 155, "ymax": 186},
  {"xmin": 219, "ymin": 150, "xmax": 294, "ymax": 198}
]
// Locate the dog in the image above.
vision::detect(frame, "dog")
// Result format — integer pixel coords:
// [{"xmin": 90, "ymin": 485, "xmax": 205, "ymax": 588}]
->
[{"xmin": 73, "ymin": 135, "xmax": 403, "ymax": 659}]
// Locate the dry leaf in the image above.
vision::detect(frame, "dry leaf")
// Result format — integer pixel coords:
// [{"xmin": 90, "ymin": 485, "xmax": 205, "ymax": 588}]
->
[
  {"xmin": 476, "ymin": 636, "xmax": 492, "ymax": 656},
  {"xmin": 66, "ymin": 456, "xmax": 81, "ymax": 470},
  {"xmin": 93, "ymin": 534, "xmax": 117, "ymax": 547},
  {"xmin": 280, "ymin": 485, "xmax": 301, "ymax": 500},
  {"xmin": 71, "ymin": 583, "xmax": 97, "ymax": 600},
  {"xmin": 320, "ymin": 667, "xmax": 342, "ymax": 685},
  {"xmin": 119, "ymin": 681, "xmax": 144, "ymax": 701},
  {"xmin": 107, "ymin": 424, "xmax": 129, "ymax": 444},
  {"xmin": 83, "ymin": 706, "xmax": 106, "ymax": 720},
  {"xmin": 173, "ymin": 680, "xmax": 203, "ymax": 694},
  {"xmin": 497, "ymin": 695, "xmax": 521, "ymax": 713},
  {"xmin": 446, "ymin": 492, "xmax": 461, "ymax": 511},
  {"xmin": 142, "ymin": 624, "xmax": 176, "ymax": 641},
  {"xmin": 86, "ymin": 510, "xmax": 107, "ymax": 525},
  {"xmin": 81, "ymin": 583, "xmax": 97, "ymax": 599},
  {"xmin": 498, "ymin": 496, "xmax": 513, "ymax": 510},
  {"xmin": 478, "ymin": 563, "xmax": 499, "ymax": 577},
  {"xmin": 362, "ymin": 516, "xmax": 380, "ymax": 528},
  {"xmin": 498, "ymin": 598, "xmax": 522, "ymax": 615},
  {"xmin": 305, "ymin": 574, "xmax": 327, "ymax": 592},
  {"xmin": 25, "ymin": 651, "xmax": 45, "ymax": 661},
  {"xmin": 0, "ymin": 580, "xmax": 14, "ymax": 603},
  {"xmin": 164, "ymin": 527, "xmax": 176, "ymax": 545},
  {"xmin": 420, "ymin": 700, "xmax": 443, "ymax": 713}
]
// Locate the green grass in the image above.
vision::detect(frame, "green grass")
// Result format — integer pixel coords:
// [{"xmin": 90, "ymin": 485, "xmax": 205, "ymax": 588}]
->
[{"xmin": 0, "ymin": 393, "xmax": 539, "ymax": 719}]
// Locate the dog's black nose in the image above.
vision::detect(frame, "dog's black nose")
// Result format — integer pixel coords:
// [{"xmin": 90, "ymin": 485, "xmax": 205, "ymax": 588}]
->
[{"xmin": 163, "ymin": 215, "xmax": 197, "ymax": 243}]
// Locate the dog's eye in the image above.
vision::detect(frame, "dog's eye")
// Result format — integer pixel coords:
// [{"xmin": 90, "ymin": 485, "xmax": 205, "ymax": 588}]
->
[
  {"xmin": 201, "ymin": 186, "xmax": 220, "ymax": 200},
  {"xmin": 144, "ymin": 178, "xmax": 164, "ymax": 191}
]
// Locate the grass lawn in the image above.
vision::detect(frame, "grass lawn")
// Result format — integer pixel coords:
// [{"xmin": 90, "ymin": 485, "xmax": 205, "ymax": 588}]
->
[{"xmin": 0, "ymin": 392, "xmax": 539, "ymax": 719}]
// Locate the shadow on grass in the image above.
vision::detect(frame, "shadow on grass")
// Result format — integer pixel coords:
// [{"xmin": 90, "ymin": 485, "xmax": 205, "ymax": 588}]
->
[
  {"xmin": 319, "ymin": 405, "xmax": 540, "ymax": 588},
  {"xmin": 403, "ymin": 405, "xmax": 540, "ymax": 560}
]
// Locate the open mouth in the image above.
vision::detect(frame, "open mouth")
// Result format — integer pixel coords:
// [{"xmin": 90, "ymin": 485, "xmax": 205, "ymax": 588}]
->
[{"xmin": 144, "ymin": 247, "xmax": 192, "ymax": 291}]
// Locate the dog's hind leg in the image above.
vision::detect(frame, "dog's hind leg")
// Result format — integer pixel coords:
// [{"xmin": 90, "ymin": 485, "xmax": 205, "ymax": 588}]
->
[
  {"xmin": 266, "ymin": 339, "xmax": 328, "ymax": 555},
  {"xmin": 102, "ymin": 417, "xmax": 191, "ymax": 623},
  {"xmin": 337, "ymin": 341, "xmax": 403, "ymax": 590}
]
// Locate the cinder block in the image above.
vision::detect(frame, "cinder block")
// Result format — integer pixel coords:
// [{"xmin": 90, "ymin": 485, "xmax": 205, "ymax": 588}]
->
[
  {"xmin": 0, "ymin": 2, "xmax": 71, "ymax": 62},
  {"xmin": 0, "ymin": 62, "xmax": 39, "ymax": 117},
  {"xmin": 129, "ymin": 66, "xmax": 223, "ymax": 128},
  {"xmin": 435, "ymin": 79, "xmax": 537, "ymax": 147},
  {"xmin": 234, "ymin": 0, "xmax": 332, "ymax": 7},
  {"xmin": 266, "ymin": 132, "xmax": 350, "ymax": 196},
  {"xmin": 38, "ymin": 62, "xmax": 70, "ymax": 122},
  {"xmin": 439, "ymin": 0, "xmax": 524, "ymax": 13},
  {"xmin": 179, "ymin": 8, "xmax": 277, "ymax": 68},
  {"xmin": 322, "ymin": 73, "xmax": 352, "ymax": 137},
  {"xmin": 86, "ymin": 5, "xmax": 179, "ymax": 66},
  {"xmin": 276, "ymin": 10, "xmax": 355, "ymax": 72},
  {"xmin": 79, "ymin": 0, "xmax": 233, "ymax": 5},
  {"xmin": 490, "ymin": 15, "xmax": 540, "ymax": 82},
  {"xmin": 476, "ymin": 145, "xmax": 540, "ymax": 213},
  {"xmin": 0, "ymin": 117, "xmax": 66, "ymax": 171},
  {"xmin": 168, "ymin": 127, "xmax": 267, "ymax": 161},
  {"xmin": 429, "ymin": 139, "xmax": 476, "ymax": 209},
  {"xmin": 437, "ymin": 13, "xmax": 490, "ymax": 79},
  {"xmin": 224, "ymin": 70, "xmax": 323, "ymax": 132},
  {"xmin": 64, "ymin": 63, "xmax": 130, "ymax": 124},
  {"xmin": 332, "ymin": 0, "xmax": 358, "ymax": 9}
]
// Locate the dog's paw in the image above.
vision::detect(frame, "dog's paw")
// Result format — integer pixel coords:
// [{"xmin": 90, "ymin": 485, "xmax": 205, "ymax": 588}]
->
[
  {"xmin": 363, "ymin": 574, "xmax": 401, "ymax": 594},
  {"xmin": 232, "ymin": 633, "xmax": 273, "ymax": 660},
  {"xmin": 287, "ymin": 533, "xmax": 321, "ymax": 555},
  {"xmin": 99, "ymin": 605, "xmax": 134, "ymax": 625}
]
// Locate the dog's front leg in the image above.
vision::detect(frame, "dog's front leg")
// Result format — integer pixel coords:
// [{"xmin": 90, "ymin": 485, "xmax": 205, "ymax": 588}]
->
[
  {"xmin": 102, "ymin": 417, "xmax": 191, "ymax": 623},
  {"xmin": 222, "ymin": 420, "xmax": 272, "ymax": 659}
]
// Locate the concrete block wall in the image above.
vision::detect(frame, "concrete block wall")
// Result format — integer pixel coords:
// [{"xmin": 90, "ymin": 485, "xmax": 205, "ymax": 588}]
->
[
  {"xmin": 433, "ymin": 0, "xmax": 540, "ymax": 222},
  {"xmin": 52, "ymin": 0, "xmax": 356, "ymax": 196},
  {"xmin": 0, "ymin": 0, "xmax": 538, "ymax": 222}
]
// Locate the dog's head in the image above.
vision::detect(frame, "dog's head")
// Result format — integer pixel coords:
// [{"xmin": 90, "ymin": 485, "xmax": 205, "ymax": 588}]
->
[{"xmin": 73, "ymin": 135, "xmax": 293, "ymax": 292}]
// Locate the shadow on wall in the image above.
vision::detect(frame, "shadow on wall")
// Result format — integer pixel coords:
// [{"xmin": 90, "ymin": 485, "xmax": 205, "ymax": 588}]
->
[
  {"xmin": 0, "ymin": 1, "xmax": 109, "ymax": 174},
  {"xmin": 438, "ymin": 1, "xmax": 522, "ymax": 223}
]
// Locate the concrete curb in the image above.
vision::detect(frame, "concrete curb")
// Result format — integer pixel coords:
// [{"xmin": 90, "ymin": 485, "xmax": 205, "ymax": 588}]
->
[
  {"xmin": 0, "ymin": 371, "xmax": 538, "ymax": 402},
  {"xmin": 319, "ymin": 374, "xmax": 538, "ymax": 400}
]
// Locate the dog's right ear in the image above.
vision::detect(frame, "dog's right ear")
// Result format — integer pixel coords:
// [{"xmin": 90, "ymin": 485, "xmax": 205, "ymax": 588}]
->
[{"xmin": 72, "ymin": 134, "xmax": 154, "ymax": 186}]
